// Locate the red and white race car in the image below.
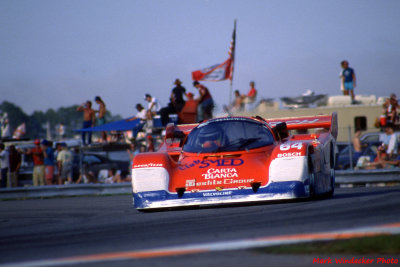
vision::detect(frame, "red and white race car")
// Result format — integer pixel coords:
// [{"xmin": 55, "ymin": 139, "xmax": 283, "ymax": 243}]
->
[{"xmin": 131, "ymin": 113, "xmax": 338, "ymax": 210}]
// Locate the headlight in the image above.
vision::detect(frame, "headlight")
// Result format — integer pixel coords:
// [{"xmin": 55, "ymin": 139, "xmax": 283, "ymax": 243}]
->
[
  {"xmin": 269, "ymin": 156, "xmax": 308, "ymax": 182},
  {"xmin": 132, "ymin": 167, "xmax": 169, "ymax": 193}
]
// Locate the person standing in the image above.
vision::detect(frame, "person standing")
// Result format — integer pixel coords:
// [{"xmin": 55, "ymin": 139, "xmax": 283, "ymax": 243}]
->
[
  {"xmin": 95, "ymin": 96, "xmax": 107, "ymax": 143},
  {"xmin": 384, "ymin": 94, "xmax": 399, "ymax": 126},
  {"xmin": 383, "ymin": 124, "xmax": 399, "ymax": 160},
  {"xmin": 193, "ymin": 81, "xmax": 214, "ymax": 121},
  {"xmin": 8, "ymin": 145, "xmax": 21, "ymax": 187},
  {"xmin": 159, "ymin": 79, "xmax": 187, "ymax": 126},
  {"xmin": 25, "ymin": 139, "xmax": 45, "ymax": 186},
  {"xmin": 0, "ymin": 143, "xmax": 9, "ymax": 188},
  {"xmin": 171, "ymin": 79, "xmax": 186, "ymax": 113},
  {"xmin": 144, "ymin": 94, "xmax": 161, "ymax": 116},
  {"xmin": 340, "ymin": 60, "xmax": 356, "ymax": 102},
  {"xmin": 57, "ymin": 143, "xmax": 73, "ymax": 184},
  {"xmin": 144, "ymin": 93, "xmax": 161, "ymax": 132},
  {"xmin": 126, "ymin": 103, "xmax": 148, "ymax": 139},
  {"xmin": 77, "ymin": 101, "xmax": 96, "ymax": 145},
  {"xmin": 243, "ymin": 81, "xmax": 258, "ymax": 111},
  {"xmin": 42, "ymin": 140, "xmax": 55, "ymax": 185}
]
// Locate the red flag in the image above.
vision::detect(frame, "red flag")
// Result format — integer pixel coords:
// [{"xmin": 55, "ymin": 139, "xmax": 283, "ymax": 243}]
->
[{"xmin": 192, "ymin": 20, "xmax": 236, "ymax": 82}]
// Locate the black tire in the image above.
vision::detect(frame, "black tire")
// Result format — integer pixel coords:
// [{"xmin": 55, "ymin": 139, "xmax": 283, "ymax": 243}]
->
[
  {"xmin": 308, "ymin": 155, "xmax": 316, "ymax": 198},
  {"xmin": 326, "ymin": 168, "xmax": 335, "ymax": 197}
]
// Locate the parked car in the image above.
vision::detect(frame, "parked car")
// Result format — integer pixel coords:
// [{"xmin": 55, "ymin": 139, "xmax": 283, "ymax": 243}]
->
[{"xmin": 73, "ymin": 153, "xmax": 130, "ymax": 182}]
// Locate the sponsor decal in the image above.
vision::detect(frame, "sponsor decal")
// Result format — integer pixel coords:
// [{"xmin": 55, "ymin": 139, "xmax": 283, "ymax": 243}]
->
[
  {"xmin": 134, "ymin": 163, "xmax": 163, "ymax": 168},
  {"xmin": 280, "ymin": 142, "xmax": 303, "ymax": 151},
  {"xmin": 185, "ymin": 178, "xmax": 254, "ymax": 187},
  {"xmin": 179, "ymin": 158, "xmax": 244, "ymax": 170},
  {"xmin": 203, "ymin": 191, "xmax": 232, "ymax": 197},
  {"xmin": 277, "ymin": 152, "xmax": 302, "ymax": 158},
  {"xmin": 269, "ymin": 119, "xmax": 320, "ymax": 127},
  {"xmin": 202, "ymin": 168, "xmax": 238, "ymax": 179}
]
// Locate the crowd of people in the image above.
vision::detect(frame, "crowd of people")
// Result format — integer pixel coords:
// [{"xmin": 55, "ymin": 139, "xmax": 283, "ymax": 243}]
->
[
  {"xmin": 224, "ymin": 81, "xmax": 258, "ymax": 114},
  {"xmin": 352, "ymin": 123, "xmax": 399, "ymax": 170},
  {"xmin": 0, "ymin": 136, "xmax": 159, "ymax": 187},
  {"xmin": 2, "ymin": 64, "xmax": 400, "ymax": 187}
]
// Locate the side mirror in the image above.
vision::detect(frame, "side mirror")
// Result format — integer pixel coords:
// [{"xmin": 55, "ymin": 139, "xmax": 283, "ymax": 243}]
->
[{"xmin": 274, "ymin": 122, "xmax": 289, "ymax": 140}]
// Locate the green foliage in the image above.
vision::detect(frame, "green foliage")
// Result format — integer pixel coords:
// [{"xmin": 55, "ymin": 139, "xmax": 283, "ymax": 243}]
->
[{"xmin": 0, "ymin": 101, "xmax": 123, "ymax": 140}]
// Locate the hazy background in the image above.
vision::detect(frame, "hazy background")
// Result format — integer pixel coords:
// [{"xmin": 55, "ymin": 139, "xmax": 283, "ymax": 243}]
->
[{"xmin": 1, "ymin": 0, "xmax": 399, "ymax": 117}]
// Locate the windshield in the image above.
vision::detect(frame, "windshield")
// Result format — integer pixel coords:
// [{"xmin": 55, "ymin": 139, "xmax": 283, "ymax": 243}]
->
[{"xmin": 183, "ymin": 119, "xmax": 274, "ymax": 153}]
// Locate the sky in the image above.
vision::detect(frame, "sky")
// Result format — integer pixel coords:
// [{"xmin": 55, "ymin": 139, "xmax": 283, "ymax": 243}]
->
[{"xmin": 1, "ymin": 0, "xmax": 400, "ymax": 118}]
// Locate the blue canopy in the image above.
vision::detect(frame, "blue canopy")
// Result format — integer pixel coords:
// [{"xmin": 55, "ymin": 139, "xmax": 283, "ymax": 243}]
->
[{"xmin": 75, "ymin": 118, "xmax": 141, "ymax": 132}]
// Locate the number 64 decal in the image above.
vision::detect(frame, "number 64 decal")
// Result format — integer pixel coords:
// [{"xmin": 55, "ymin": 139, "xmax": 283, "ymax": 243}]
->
[{"xmin": 280, "ymin": 142, "xmax": 303, "ymax": 151}]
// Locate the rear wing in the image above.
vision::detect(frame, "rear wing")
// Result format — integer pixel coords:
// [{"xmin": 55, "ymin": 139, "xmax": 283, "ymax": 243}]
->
[{"xmin": 266, "ymin": 113, "xmax": 338, "ymax": 140}]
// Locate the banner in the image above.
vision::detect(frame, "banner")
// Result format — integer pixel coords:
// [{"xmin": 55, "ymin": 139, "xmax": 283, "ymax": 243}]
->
[{"xmin": 192, "ymin": 20, "xmax": 236, "ymax": 83}]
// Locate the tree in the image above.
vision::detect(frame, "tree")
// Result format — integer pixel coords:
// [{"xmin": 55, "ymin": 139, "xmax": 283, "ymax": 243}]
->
[{"xmin": 0, "ymin": 101, "xmax": 123, "ymax": 140}]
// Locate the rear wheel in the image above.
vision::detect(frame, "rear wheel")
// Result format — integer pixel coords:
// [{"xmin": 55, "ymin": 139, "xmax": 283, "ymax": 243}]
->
[
  {"xmin": 309, "ymin": 172, "xmax": 316, "ymax": 198},
  {"xmin": 326, "ymin": 167, "xmax": 335, "ymax": 197},
  {"xmin": 308, "ymin": 155, "xmax": 316, "ymax": 198},
  {"xmin": 327, "ymin": 144, "xmax": 335, "ymax": 197}
]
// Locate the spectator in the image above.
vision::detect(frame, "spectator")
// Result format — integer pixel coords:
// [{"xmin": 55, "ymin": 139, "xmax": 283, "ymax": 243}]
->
[
  {"xmin": 224, "ymin": 90, "xmax": 243, "ymax": 114},
  {"xmin": 77, "ymin": 101, "xmax": 96, "ymax": 145},
  {"xmin": 382, "ymin": 124, "xmax": 398, "ymax": 160},
  {"xmin": 243, "ymin": 81, "xmax": 257, "ymax": 111},
  {"xmin": 146, "ymin": 135, "xmax": 155, "ymax": 152},
  {"xmin": 384, "ymin": 94, "xmax": 399, "ymax": 126},
  {"xmin": 57, "ymin": 143, "xmax": 73, "ymax": 184},
  {"xmin": 339, "ymin": 60, "xmax": 356, "ymax": 102},
  {"xmin": 193, "ymin": 81, "xmax": 214, "ymax": 121},
  {"xmin": 24, "ymin": 139, "xmax": 45, "ymax": 186},
  {"xmin": 76, "ymin": 170, "xmax": 96, "ymax": 184},
  {"xmin": 144, "ymin": 94, "xmax": 161, "ymax": 116},
  {"xmin": 8, "ymin": 145, "xmax": 21, "ymax": 187},
  {"xmin": 56, "ymin": 123, "xmax": 65, "ymax": 140},
  {"xmin": 127, "ymin": 142, "xmax": 139, "ymax": 163},
  {"xmin": 42, "ymin": 140, "xmax": 55, "ymax": 185},
  {"xmin": 353, "ymin": 130, "xmax": 363, "ymax": 165},
  {"xmin": 127, "ymin": 104, "xmax": 148, "ymax": 139},
  {"xmin": 144, "ymin": 93, "xmax": 161, "ymax": 133},
  {"xmin": 159, "ymin": 79, "xmax": 187, "ymax": 126},
  {"xmin": 95, "ymin": 96, "xmax": 107, "ymax": 143},
  {"xmin": 171, "ymin": 79, "xmax": 186, "ymax": 112},
  {"xmin": 105, "ymin": 168, "xmax": 120, "ymax": 184},
  {"xmin": 0, "ymin": 143, "xmax": 9, "ymax": 188}
]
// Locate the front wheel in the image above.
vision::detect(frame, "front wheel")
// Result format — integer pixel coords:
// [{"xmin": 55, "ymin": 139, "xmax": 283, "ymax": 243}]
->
[{"xmin": 326, "ymin": 168, "xmax": 335, "ymax": 197}]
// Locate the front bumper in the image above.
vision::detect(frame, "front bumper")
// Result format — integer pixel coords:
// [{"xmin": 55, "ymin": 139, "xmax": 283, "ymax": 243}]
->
[{"xmin": 133, "ymin": 181, "xmax": 309, "ymax": 210}]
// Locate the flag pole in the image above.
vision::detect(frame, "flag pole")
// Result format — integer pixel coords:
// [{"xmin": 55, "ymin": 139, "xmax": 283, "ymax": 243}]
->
[{"xmin": 229, "ymin": 19, "xmax": 236, "ymax": 110}]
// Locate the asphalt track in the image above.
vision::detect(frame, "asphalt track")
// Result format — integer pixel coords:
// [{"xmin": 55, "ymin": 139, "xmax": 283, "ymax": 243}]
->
[{"xmin": 1, "ymin": 185, "xmax": 400, "ymax": 267}]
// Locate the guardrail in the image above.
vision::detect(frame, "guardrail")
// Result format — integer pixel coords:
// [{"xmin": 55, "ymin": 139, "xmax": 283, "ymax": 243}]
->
[
  {"xmin": 0, "ymin": 183, "xmax": 132, "ymax": 200},
  {"xmin": 335, "ymin": 168, "xmax": 400, "ymax": 186},
  {"xmin": 1, "ymin": 169, "xmax": 399, "ymax": 200}
]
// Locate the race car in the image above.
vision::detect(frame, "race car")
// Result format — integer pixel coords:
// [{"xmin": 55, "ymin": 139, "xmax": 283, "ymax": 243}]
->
[{"xmin": 131, "ymin": 113, "xmax": 338, "ymax": 210}]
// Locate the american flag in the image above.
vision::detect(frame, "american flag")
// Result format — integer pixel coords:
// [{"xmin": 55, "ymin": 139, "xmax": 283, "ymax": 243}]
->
[{"xmin": 192, "ymin": 20, "xmax": 236, "ymax": 82}]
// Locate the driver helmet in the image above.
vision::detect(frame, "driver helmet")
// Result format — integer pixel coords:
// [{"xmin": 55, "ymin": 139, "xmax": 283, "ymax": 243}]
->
[{"xmin": 199, "ymin": 125, "xmax": 223, "ymax": 143}]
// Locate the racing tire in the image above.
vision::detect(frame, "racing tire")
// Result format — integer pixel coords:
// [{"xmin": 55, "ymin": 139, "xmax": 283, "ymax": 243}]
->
[
  {"xmin": 326, "ymin": 143, "xmax": 335, "ymax": 197},
  {"xmin": 326, "ymin": 168, "xmax": 335, "ymax": 197},
  {"xmin": 309, "ymin": 172, "xmax": 316, "ymax": 198},
  {"xmin": 308, "ymin": 155, "xmax": 316, "ymax": 198}
]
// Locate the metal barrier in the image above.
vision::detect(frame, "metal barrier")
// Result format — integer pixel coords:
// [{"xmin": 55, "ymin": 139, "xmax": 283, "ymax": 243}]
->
[{"xmin": 1, "ymin": 169, "xmax": 399, "ymax": 200}]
